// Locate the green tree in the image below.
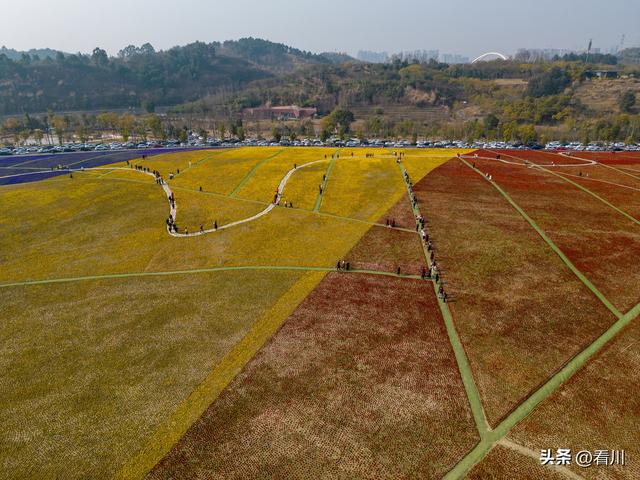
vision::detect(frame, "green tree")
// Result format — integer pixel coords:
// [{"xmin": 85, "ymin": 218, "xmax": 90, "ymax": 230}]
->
[
  {"xmin": 484, "ymin": 114, "xmax": 500, "ymax": 138},
  {"xmin": 118, "ymin": 114, "xmax": 135, "ymax": 142},
  {"xmin": 272, "ymin": 126, "xmax": 282, "ymax": 142},
  {"xmin": 33, "ymin": 129, "xmax": 44, "ymax": 145},
  {"xmin": 91, "ymin": 47, "xmax": 109, "ymax": 67},
  {"xmin": 218, "ymin": 122, "xmax": 226, "ymax": 140},
  {"xmin": 147, "ymin": 115, "xmax": 164, "ymax": 139},
  {"xmin": 501, "ymin": 121, "xmax": 517, "ymax": 141},
  {"xmin": 620, "ymin": 91, "xmax": 636, "ymax": 113},
  {"xmin": 52, "ymin": 116, "xmax": 68, "ymax": 144},
  {"xmin": 517, "ymin": 124, "xmax": 538, "ymax": 144},
  {"xmin": 323, "ymin": 108, "xmax": 355, "ymax": 134},
  {"xmin": 527, "ymin": 67, "xmax": 571, "ymax": 98},
  {"xmin": 141, "ymin": 100, "xmax": 156, "ymax": 113}
]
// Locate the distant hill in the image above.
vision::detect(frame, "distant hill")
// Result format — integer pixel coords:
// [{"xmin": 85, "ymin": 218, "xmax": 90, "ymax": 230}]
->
[
  {"xmin": 320, "ymin": 52, "xmax": 358, "ymax": 64},
  {"xmin": 0, "ymin": 38, "xmax": 356, "ymax": 115},
  {"xmin": 0, "ymin": 46, "xmax": 66, "ymax": 61}
]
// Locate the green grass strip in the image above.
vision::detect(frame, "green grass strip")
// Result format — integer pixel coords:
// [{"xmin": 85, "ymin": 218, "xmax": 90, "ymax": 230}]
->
[
  {"xmin": 598, "ymin": 161, "xmax": 640, "ymax": 182},
  {"xmin": 396, "ymin": 159, "xmax": 490, "ymax": 440},
  {"xmin": 313, "ymin": 149, "xmax": 339, "ymax": 212},
  {"xmin": 172, "ymin": 150, "xmax": 222, "ymax": 179},
  {"xmin": 446, "ymin": 300, "xmax": 640, "ymax": 478},
  {"xmin": 461, "ymin": 158, "xmax": 622, "ymax": 319},
  {"xmin": 0, "ymin": 265, "xmax": 426, "ymax": 289},
  {"xmin": 536, "ymin": 166, "xmax": 640, "ymax": 227},
  {"xmin": 228, "ymin": 149, "xmax": 284, "ymax": 197}
]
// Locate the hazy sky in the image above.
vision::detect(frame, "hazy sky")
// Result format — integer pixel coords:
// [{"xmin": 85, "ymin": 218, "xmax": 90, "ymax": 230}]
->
[{"xmin": 2, "ymin": 0, "xmax": 639, "ymax": 58}]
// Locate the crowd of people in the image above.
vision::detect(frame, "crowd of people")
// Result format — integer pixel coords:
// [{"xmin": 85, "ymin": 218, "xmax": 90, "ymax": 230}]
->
[
  {"xmin": 336, "ymin": 260, "xmax": 351, "ymax": 271},
  {"xmin": 399, "ymin": 155, "xmax": 449, "ymax": 303}
]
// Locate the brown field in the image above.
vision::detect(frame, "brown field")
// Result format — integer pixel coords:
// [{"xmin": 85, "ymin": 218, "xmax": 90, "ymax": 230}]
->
[
  {"xmin": 511, "ymin": 319, "xmax": 640, "ymax": 480},
  {"xmin": 376, "ymin": 192, "xmax": 417, "ymax": 230},
  {"xmin": 473, "ymin": 149, "xmax": 640, "ymax": 313},
  {"xmin": 561, "ymin": 151, "xmax": 640, "ymax": 166},
  {"xmin": 550, "ymin": 164, "xmax": 640, "ymax": 221},
  {"xmin": 148, "ymin": 273, "xmax": 479, "ymax": 479},
  {"xmin": 466, "ymin": 444, "xmax": 567, "ymax": 480},
  {"xmin": 413, "ymin": 158, "xmax": 616, "ymax": 426},
  {"xmin": 344, "ymin": 226, "xmax": 426, "ymax": 276}
]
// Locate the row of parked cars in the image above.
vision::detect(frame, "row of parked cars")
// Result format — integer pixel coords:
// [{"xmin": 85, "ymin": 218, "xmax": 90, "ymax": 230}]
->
[
  {"xmin": 2, "ymin": 138, "xmax": 640, "ymax": 156},
  {"xmin": 0, "ymin": 140, "xmax": 195, "ymax": 156}
]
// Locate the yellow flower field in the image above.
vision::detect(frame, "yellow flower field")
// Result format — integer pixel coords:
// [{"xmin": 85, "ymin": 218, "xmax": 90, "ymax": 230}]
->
[
  {"xmin": 235, "ymin": 147, "xmax": 333, "ymax": 203},
  {"xmin": 171, "ymin": 147, "xmax": 282, "ymax": 195},
  {"xmin": 0, "ymin": 147, "xmax": 476, "ymax": 479}
]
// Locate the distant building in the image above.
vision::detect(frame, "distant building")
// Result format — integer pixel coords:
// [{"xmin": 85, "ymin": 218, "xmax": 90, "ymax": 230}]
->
[
  {"xmin": 585, "ymin": 70, "xmax": 620, "ymax": 79},
  {"xmin": 242, "ymin": 105, "xmax": 317, "ymax": 121},
  {"xmin": 440, "ymin": 53, "xmax": 470, "ymax": 64},
  {"xmin": 357, "ymin": 50, "xmax": 389, "ymax": 63},
  {"xmin": 515, "ymin": 48, "xmax": 578, "ymax": 62}
]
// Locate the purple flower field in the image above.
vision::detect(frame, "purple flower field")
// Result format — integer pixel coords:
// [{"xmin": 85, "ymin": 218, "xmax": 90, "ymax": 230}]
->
[{"xmin": 0, "ymin": 148, "xmax": 203, "ymax": 186}]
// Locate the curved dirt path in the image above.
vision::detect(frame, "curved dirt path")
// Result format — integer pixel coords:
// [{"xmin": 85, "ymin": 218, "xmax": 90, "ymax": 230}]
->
[{"xmin": 66, "ymin": 158, "xmax": 330, "ymax": 237}]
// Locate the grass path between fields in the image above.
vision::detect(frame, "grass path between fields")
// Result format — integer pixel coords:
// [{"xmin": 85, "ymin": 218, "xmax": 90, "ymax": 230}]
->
[
  {"xmin": 460, "ymin": 158, "xmax": 622, "ymax": 318},
  {"xmin": 114, "ymin": 270, "xmax": 327, "ymax": 480},
  {"xmin": 598, "ymin": 161, "xmax": 640, "ymax": 182},
  {"xmin": 313, "ymin": 149, "xmax": 339, "ymax": 212},
  {"xmin": 442, "ymin": 158, "xmax": 640, "ymax": 478},
  {"xmin": 395, "ymin": 158, "xmax": 491, "ymax": 442},
  {"xmin": 0, "ymin": 265, "xmax": 428, "ymax": 289},
  {"xmin": 228, "ymin": 149, "xmax": 284, "ymax": 197},
  {"xmin": 536, "ymin": 165, "xmax": 640, "ymax": 227}
]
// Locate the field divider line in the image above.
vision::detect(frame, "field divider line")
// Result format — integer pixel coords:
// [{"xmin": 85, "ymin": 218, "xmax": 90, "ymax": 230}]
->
[
  {"xmin": 171, "ymin": 150, "xmax": 222, "ymax": 179},
  {"xmin": 114, "ymin": 270, "xmax": 328, "ymax": 480},
  {"xmin": 465, "ymin": 301, "xmax": 640, "ymax": 467},
  {"xmin": 549, "ymin": 169, "xmax": 640, "ymax": 193},
  {"xmin": 597, "ymin": 161, "xmax": 640, "ymax": 182},
  {"xmin": 0, "ymin": 166, "xmax": 55, "ymax": 171},
  {"xmin": 460, "ymin": 158, "xmax": 622, "ymax": 319},
  {"xmin": 446, "ymin": 159, "xmax": 640, "ymax": 479},
  {"xmin": 228, "ymin": 149, "xmax": 285, "ymax": 197},
  {"xmin": 533, "ymin": 165, "xmax": 640, "ymax": 227},
  {"xmin": 395, "ymin": 157, "xmax": 490, "ymax": 442},
  {"xmin": 556, "ymin": 151, "xmax": 640, "ymax": 181},
  {"xmin": 8, "ymin": 154, "xmax": 62, "ymax": 168},
  {"xmin": 0, "ymin": 266, "xmax": 426, "ymax": 289},
  {"xmin": 482, "ymin": 149, "xmax": 640, "ymax": 228},
  {"xmin": 313, "ymin": 149, "xmax": 339, "ymax": 212}
]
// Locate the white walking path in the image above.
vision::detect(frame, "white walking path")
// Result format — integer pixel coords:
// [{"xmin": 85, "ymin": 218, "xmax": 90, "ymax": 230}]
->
[{"xmin": 54, "ymin": 159, "xmax": 330, "ymax": 237}]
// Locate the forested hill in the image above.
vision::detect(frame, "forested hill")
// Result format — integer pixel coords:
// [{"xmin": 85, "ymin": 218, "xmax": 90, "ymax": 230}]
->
[{"xmin": 0, "ymin": 38, "xmax": 351, "ymax": 115}]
